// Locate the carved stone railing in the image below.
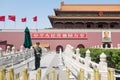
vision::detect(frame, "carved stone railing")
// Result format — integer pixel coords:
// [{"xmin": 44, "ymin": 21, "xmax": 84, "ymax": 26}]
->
[
  {"xmin": 0, "ymin": 48, "xmax": 34, "ymax": 67},
  {"xmin": 0, "ymin": 45, "xmax": 48, "ymax": 68},
  {"xmin": 62, "ymin": 44, "xmax": 108, "ymax": 80},
  {"xmin": 92, "ymin": 43, "xmax": 120, "ymax": 49}
]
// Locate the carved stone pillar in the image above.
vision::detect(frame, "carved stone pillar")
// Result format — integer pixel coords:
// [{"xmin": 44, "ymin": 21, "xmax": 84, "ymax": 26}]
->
[
  {"xmin": 99, "ymin": 52, "xmax": 108, "ymax": 80},
  {"xmin": 6, "ymin": 46, "xmax": 11, "ymax": 54},
  {"xmin": 85, "ymin": 49, "xmax": 91, "ymax": 67},
  {"xmin": 20, "ymin": 45, "xmax": 24, "ymax": 52},
  {"xmin": 0, "ymin": 48, "xmax": 2, "ymax": 57},
  {"xmin": 11, "ymin": 47, "xmax": 15, "ymax": 54}
]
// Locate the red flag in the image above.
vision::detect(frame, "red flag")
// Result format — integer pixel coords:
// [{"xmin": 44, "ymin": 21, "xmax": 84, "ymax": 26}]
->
[
  {"xmin": 8, "ymin": 15, "xmax": 16, "ymax": 21},
  {"xmin": 0, "ymin": 16, "xmax": 5, "ymax": 21},
  {"xmin": 33, "ymin": 16, "xmax": 37, "ymax": 22},
  {"xmin": 21, "ymin": 18, "xmax": 26, "ymax": 22}
]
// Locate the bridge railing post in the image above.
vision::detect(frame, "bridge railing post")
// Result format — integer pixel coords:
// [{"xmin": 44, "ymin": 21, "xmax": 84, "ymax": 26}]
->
[
  {"xmin": 11, "ymin": 47, "xmax": 16, "ymax": 67},
  {"xmin": 87, "ymin": 73, "xmax": 91, "ymax": 80},
  {"xmin": 8, "ymin": 67, "xmax": 14, "ymax": 80},
  {"xmin": 36, "ymin": 68, "xmax": 41, "ymax": 80},
  {"xmin": 76, "ymin": 48, "xmax": 80, "ymax": 61},
  {"xmin": 20, "ymin": 45, "xmax": 24, "ymax": 52},
  {"xmin": 57, "ymin": 74, "xmax": 59, "ymax": 80},
  {"xmin": 22, "ymin": 68, "xmax": 28, "ymax": 80},
  {"xmin": 76, "ymin": 48, "xmax": 80, "ymax": 56},
  {"xmin": 15, "ymin": 73, "xmax": 20, "ymax": 80},
  {"xmin": 46, "ymin": 73, "xmax": 49, "ymax": 80},
  {"xmin": 59, "ymin": 48, "xmax": 63, "ymax": 65},
  {"xmin": 11, "ymin": 47, "xmax": 16, "ymax": 54},
  {"xmin": 78, "ymin": 68, "xmax": 84, "ymax": 80},
  {"xmin": 30, "ymin": 46, "xmax": 34, "ymax": 57},
  {"xmin": 6, "ymin": 46, "xmax": 11, "ymax": 55},
  {"xmin": 52, "ymin": 68, "xmax": 55, "ymax": 80},
  {"xmin": 85, "ymin": 49, "xmax": 91, "ymax": 67},
  {"xmin": 66, "ymin": 68, "xmax": 70, "ymax": 80},
  {"xmin": 108, "ymin": 68, "xmax": 114, "ymax": 80},
  {"xmin": 94, "ymin": 68, "xmax": 100, "ymax": 80},
  {"xmin": 0, "ymin": 67, "xmax": 6, "ymax": 80},
  {"xmin": 0, "ymin": 47, "xmax": 2, "ymax": 57},
  {"xmin": 99, "ymin": 52, "xmax": 107, "ymax": 80}
]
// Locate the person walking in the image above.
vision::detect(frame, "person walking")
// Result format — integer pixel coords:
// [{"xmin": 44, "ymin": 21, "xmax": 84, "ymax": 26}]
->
[{"xmin": 34, "ymin": 42, "xmax": 42, "ymax": 70}]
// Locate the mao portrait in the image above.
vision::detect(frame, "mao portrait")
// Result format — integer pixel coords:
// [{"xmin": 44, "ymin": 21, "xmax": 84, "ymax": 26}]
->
[{"xmin": 102, "ymin": 31, "xmax": 111, "ymax": 42}]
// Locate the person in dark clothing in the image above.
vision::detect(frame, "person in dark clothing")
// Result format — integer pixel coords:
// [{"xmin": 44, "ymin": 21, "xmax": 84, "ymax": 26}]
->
[{"xmin": 34, "ymin": 42, "xmax": 42, "ymax": 70}]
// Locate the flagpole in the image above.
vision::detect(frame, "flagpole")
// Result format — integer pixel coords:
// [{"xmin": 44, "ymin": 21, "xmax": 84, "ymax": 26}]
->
[
  {"xmin": 14, "ymin": 21, "xmax": 16, "ymax": 29},
  {"xmin": 4, "ymin": 16, "xmax": 6, "ymax": 29},
  {"xmin": 33, "ymin": 16, "xmax": 37, "ymax": 30},
  {"xmin": 25, "ymin": 17, "xmax": 26, "ymax": 28},
  {"xmin": 25, "ymin": 16, "xmax": 27, "ymax": 28},
  {"xmin": 35, "ymin": 21, "xmax": 37, "ymax": 29},
  {"xmin": 35, "ymin": 21, "xmax": 38, "ymax": 33},
  {"xmin": 1, "ymin": 22, "xmax": 5, "ymax": 29},
  {"xmin": 3, "ymin": 21, "xmax": 6, "ymax": 29},
  {"xmin": 25, "ymin": 22, "xmax": 26, "ymax": 28}
]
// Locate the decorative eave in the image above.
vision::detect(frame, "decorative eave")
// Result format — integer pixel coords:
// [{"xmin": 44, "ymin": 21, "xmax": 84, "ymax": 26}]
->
[
  {"xmin": 48, "ymin": 16, "xmax": 120, "ymax": 26},
  {"xmin": 54, "ymin": 8, "xmax": 61, "ymax": 15},
  {"xmin": 48, "ymin": 16, "xmax": 120, "ymax": 20},
  {"xmin": 48, "ymin": 15, "xmax": 54, "ymax": 26}
]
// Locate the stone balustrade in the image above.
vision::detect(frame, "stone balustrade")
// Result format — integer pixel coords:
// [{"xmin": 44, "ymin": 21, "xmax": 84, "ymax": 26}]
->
[
  {"xmin": 62, "ymin": 44, "xmax": 109, "ymax": 80},
  {"xmin": 92, "ymin": 43, "xmax": 120, "ymax": 49},
  {"xmin": 0, "ymin": 45, "xmax": 48, "ymax": 68},
  {"xmin": 0, "ymin": 45, "xmax": 34, "ymax": 68},
  {"xmin": 0, "ymin": 67, "xmax": 115, "ymax": 80}
]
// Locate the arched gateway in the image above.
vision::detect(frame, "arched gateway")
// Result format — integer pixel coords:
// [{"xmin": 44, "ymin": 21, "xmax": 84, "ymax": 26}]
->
[
  {"xmin": 103, "ymin": 42, "xmax": 111, "ymax": 48},
  {"xmin": 77, "ymin": 44, "xmax": 85, "ymax": 48},
  {"xmin": 56, "ymin": 45, "xmax": 64, "ymax": 53}
]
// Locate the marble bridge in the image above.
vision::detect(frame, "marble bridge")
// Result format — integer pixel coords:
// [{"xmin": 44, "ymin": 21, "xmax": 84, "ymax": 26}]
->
[{"xmin": 0, "ymin": 44, "xmax": 120, "ymax": 80}]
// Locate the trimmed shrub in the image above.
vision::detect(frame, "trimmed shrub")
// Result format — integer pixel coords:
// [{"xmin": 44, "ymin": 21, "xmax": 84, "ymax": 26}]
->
[{"xmin": 79, "ymin": 48, "xmax": 120, "ymax": 69}]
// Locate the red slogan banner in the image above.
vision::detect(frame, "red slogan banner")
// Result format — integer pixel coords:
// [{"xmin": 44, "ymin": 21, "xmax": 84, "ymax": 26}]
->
[{"xmin": 31, "ymin": 32, "xmax": 87, "ymax": 39}]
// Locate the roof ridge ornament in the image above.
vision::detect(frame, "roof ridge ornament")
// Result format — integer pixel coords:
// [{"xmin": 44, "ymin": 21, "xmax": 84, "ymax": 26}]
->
[{"xmin": 61, "ymin": 1, "xmax": 64, "ymax": 6}]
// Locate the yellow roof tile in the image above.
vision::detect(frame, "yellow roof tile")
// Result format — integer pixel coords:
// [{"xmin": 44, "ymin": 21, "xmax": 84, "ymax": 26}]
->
[{"xmin": 59, "ymin": 2, "xmax": 120, "ymax": 11}]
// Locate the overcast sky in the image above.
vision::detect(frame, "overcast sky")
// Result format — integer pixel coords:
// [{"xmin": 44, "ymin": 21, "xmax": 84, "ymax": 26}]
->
[{"xmin": 0, "ymin": 0, "xmax": 119, "ymax": 29}]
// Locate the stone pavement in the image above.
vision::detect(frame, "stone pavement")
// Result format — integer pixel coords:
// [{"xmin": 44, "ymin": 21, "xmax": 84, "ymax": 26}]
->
[
  {"xmin": 28, "ymin": 51, "xmax": 56, "ymax": 80},
  {"xmin": 22, "ymin": 51, "xmax": 67, "ymax": 80}
]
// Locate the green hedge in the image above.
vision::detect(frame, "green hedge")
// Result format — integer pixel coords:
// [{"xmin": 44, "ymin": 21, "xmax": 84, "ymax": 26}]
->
[{"xmin": 79, "ymin": 48, "xmax": 120, "ymax": 69}]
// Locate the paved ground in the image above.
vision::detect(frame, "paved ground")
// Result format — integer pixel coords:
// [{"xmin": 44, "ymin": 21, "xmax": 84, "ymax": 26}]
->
[{"xmin": 20, "ymin": 51, "xmax": 67, "ymax": 80}]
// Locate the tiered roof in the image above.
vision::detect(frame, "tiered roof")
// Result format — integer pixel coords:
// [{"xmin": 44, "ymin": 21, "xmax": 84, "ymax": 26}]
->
[{"xmin": 48, "ymin": 2, "xmax": 120, "ymax": 25}]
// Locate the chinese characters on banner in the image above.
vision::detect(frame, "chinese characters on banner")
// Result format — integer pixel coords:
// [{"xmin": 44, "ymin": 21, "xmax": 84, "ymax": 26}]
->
[{"xmin": 31, "ymin": 32, "xmax": 87, "ymax": 39}]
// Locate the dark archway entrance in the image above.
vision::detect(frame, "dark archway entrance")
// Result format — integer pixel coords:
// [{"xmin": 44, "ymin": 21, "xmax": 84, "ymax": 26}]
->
[
  {"xmin": 56, "ymin": 45, "xmax": 64, "ymax": 53},
  {"xmin": 103, "ymin": 42, "xmax": 111, "ymax": 48},
  {"xmin": 77, "ymin": 44, "xmax": 85, "ymax": 48}
]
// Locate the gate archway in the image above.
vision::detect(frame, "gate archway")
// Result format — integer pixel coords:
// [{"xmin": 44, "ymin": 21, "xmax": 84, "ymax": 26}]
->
[
  {"xmin": 103, "ymin": 42, "xmax": 111, "ymax": 48},
  {"xmin": 56, "ymin": 45, "xmax": 63, "ymax": 53},
  {"xmin": 77, "ymin": 44, "xmax": 85, "ymax": 48}
]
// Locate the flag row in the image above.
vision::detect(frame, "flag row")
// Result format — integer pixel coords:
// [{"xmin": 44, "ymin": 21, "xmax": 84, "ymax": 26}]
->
[{"xmin": 0, "ymin": 15, "xmax": 37, "ymax": 22}]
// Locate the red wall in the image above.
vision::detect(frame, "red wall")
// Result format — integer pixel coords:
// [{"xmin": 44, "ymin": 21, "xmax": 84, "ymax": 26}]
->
[
  {"xmin": 0, "ymin": 31, "xmax": 120, "ymax": 51},
  {"xmin": 0, "ymin": 32, "xmax": 24, "ymax": 50}
]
